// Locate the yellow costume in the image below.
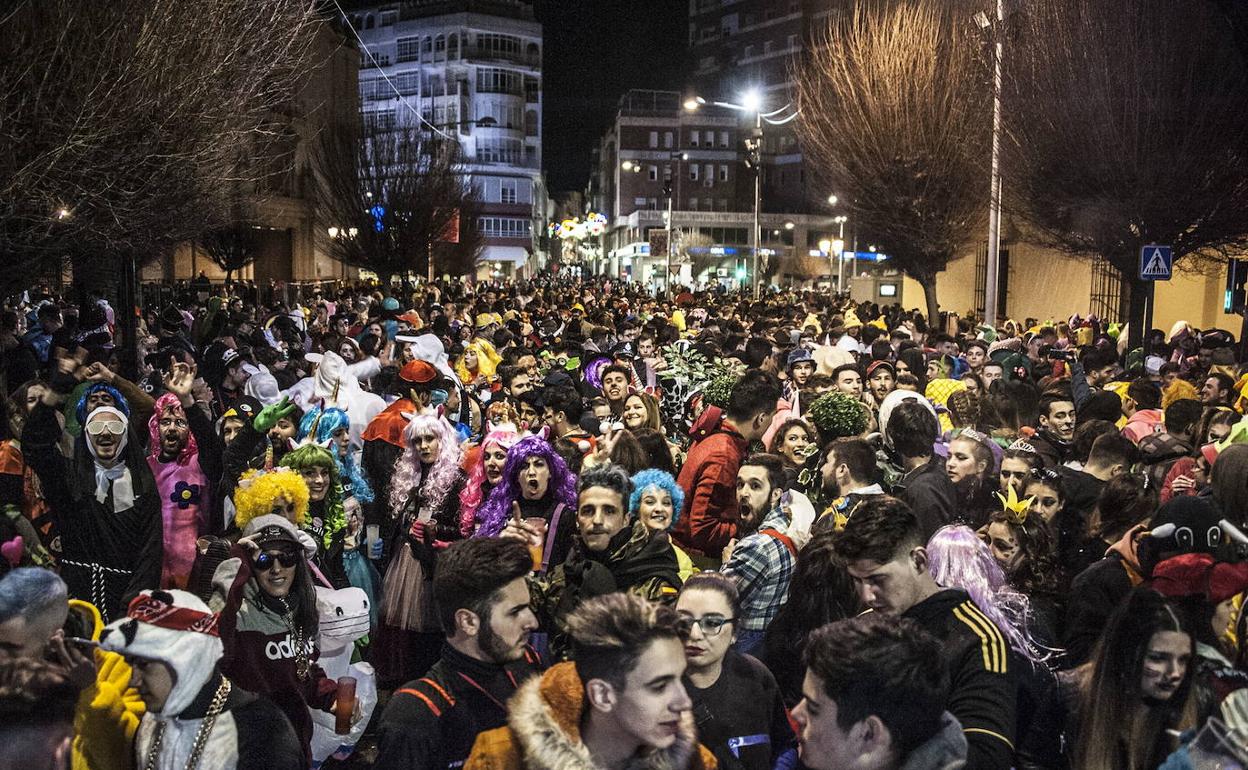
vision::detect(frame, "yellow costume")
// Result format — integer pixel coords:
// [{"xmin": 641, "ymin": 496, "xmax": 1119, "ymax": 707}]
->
[{"xmin": 70, "ymin": 599, "xmax": 145, "ymax": 770}]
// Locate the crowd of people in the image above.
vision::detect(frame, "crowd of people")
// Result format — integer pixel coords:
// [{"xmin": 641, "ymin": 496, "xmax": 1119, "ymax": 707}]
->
[{"xmin": 0, "ymin": 274, "xmax": 1246, "ymax": 770}]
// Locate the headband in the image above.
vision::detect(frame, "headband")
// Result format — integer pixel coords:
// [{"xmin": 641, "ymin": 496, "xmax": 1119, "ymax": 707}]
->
[{"xmin": 126, "ymin": 594, "xmax": 220, "ymax": 637}]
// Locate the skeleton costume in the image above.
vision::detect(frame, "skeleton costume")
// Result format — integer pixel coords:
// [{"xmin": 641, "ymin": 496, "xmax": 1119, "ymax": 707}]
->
[{"xmin": 99, "ymin": 589, "xmax": 302, "ymax": 770}]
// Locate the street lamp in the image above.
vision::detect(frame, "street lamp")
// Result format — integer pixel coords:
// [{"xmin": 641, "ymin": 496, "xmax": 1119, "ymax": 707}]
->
[{"xmin": 827, "ymin": 194, "xmax": 838, "ymax": 206}]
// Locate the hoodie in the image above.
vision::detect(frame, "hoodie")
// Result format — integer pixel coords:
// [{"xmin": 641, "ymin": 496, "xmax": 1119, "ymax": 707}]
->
[
  {"xmin": 900, "ymin": 712, "xmax": 969, "ymax": 770},
  {"xmin": 1122, "ymin": 408, "xmax": 1164, "ymax": 445},
  {"xmin": 464, "ymin": 662, "xmax": 718, "ymax": 770},
  {"xmin": 1062, "ymin": 525, "xmax": 1147, "ymax": 666}
]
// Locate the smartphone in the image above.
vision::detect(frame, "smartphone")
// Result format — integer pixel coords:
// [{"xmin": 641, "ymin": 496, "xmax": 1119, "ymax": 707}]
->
[{"xmin": 66, "ymin": 637, "xmax": 99, "ymax": 650}]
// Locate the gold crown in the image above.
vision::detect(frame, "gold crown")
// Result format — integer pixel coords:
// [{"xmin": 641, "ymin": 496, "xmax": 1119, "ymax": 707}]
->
[{"xmin": 995, "ymin": 485, "xmax": 1035, "ymax": 526}]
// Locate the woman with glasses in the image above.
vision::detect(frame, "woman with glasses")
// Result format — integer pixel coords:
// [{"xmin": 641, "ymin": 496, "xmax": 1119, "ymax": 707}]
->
[
  {"xmin": 676, "ymin": 573, "xmax": 795, "ymax": 770},
  {"xmin": 213, "ymin": 505, "xmax": 349, "ymax": 766}
]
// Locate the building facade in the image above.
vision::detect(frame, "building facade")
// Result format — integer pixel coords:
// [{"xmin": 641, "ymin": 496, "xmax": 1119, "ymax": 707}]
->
[{"xmin": 346, "ymin": 0, "xmax": 547, "ymax": 278}]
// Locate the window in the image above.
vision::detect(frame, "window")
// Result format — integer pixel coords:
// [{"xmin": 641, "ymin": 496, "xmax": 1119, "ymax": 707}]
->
[
  {"xmin": 703, "ymin": 197, "xmax": 713, "ymax": 210},
  {"xmin": 743, "ymin": 44, "xmax": 754, "ymax": 59},
  {"xmin": 478, "ymin": 217, "xmax": 531, "ymax": 238},
  {"xmin": 364, "ymin": 14, "xmax": 374, "ymax": 29},
  {"xmin": 500, "ymin": 180, "xmax": 517, "ymax": 204},
  {"xmin": 648, "ymin": 198, "xmax": 659, "ymax": 210},
  {"xmin": 363, "ymin": 109, "xmax": 396, "ymax": 132},
  {"xmin": 397, "ymin": 37, "xmax": 420, "ymax": 62},
  {"xmin": 690, "ymin": 131, "xmax": 700, "ymax": 147},
  {"xmin": 635, "ymin": 197, "xmax": 648, "ymax": 206},
  {"xmin": 525, "ymin": 77, "xmax": 540, "ymax": 102},
  {"xmin": 703, "ymin": 130, "xmax": 714, "ymax": 146},
  {"xmin": 648, "ymin": 165, "xmax": 658, "ymax": 181},
  {"xmin": 718, "ymin": 165, "xmax": 728, "ymax": 181},
  {"xmin": 422, "ymin": 37, "xmax": 433, "ymax": 58},
  {"xmin": 689, "ymin": 198, "xmax": 699, "ymax": 210},
  {"xmin": 689, "ymin": 164, "xmax": 700, "ymax": 181},
  {"xmin": 476, "ymin": 33, "xmax": 524, "ymax": 62},
  {"xmin": 477, "ymin": 138, "xmax": 523, "ymax": 164},
  {"xmin": 649, "ymin": 131, "xmax": 658, "ymax": 148},
  {"xmin": 359, "ymin": 78, "xmax": 387, "ymax": 101},
  {"xmin": 663, "ymin": 164, "xmax": 672, "ymax": 181},
  {"xmin": 434, "ymin": 35, "xmax": 446, "ymax": 60},
  {"xmin": 664, "ymin": 132, "xmax": 673, "ymax": 149},
  {"xmin": 719, "ymin": 130, "xmax": 729, "ymax": 147},
  {"xmin": 718, "ymin": 198, "xmax": 728, "ymax": 210},
  {"xmin": 704, "ymin": 163, "xmax": 714, "ymax": 182},
  {"xmin": 763, "ymin": 40, "xmax": 773, "ymax": 54},
  {"xmin": 477, "ymin": 68, "xmax": 523, "ymax": 95},
  {"xmin": 395, "ymin": 72, "xmax": 419, "ymax": 95},
  {"xmin": 448, "ymin": 34, "xmax": 459, "ymax": 59},
  {"xmin": 525, "ymin": 110, "xmax": 538, "ymax": 136},
  {"xmin": 380, "ymin": 11, "xmax": 397, "ymax": 26}
]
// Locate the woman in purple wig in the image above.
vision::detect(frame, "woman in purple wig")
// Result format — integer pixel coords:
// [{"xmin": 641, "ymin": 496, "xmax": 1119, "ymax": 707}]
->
[{"xmin": 474, "ymin": 434, "xmax": 578, "ymax": 572}]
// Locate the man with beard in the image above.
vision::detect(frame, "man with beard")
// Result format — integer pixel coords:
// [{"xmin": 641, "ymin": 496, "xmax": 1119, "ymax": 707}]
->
[
  {"xmin": 865, "ymin": 360, "xmax": 896, "ymax": 405},
  {"xmin": 374, "ymin": 538, "xmax": 542, "ymax": 770},
  {"xmin": 786, "ymin": 349, "xmax": 816, "ymax": 400},
  {"xmin": 146, "ymin": 362, "xmax": 222, "ymax": 590},
  {"xmin": 534, "ymin": 464, "xmax": 682, "ymax": 659},
  {"xmin": 812, "ymin": 438, "xmax": 884, "ymax": 535},
  {"xmin": 1029, "ymin": 394, "xmax": 1076, "ymax": 468},
  {"xmin": 721, "ymin": 454, "xmax": 797, "ymax": 655}
]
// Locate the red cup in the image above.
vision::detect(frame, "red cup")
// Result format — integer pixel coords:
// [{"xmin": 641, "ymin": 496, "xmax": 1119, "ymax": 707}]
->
[{"xmin": 335, "ymin": 676, "xmax": 357, "ymax": 734}]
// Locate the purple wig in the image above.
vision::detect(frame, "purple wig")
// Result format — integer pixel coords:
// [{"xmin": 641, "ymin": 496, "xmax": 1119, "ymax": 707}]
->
[
  {"xmin": 474, "ymin": 435, "xmax": 577, "ymax": 538},
  {"xmin": 926, "ymin": 524, "xmax": 1055, "ymax": 665},
  {"xmin": 459, "ymin": 428, "xmax": 521, "ymax": 537},
  {"xmin": 389, "ymin": 412, "xmax": 463, "ymax": 519}
]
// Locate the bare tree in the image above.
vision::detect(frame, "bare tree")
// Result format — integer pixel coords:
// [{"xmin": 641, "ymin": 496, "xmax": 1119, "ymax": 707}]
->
[
  {"xmin": 795, "ymin": 0, "xmax": 991, "ymax": 323},
  {"xmin": 0, "ymin": 0, "xmax": 319, "ymax": 297},
  {"xmin": 312, "ymin": 120, "xmax": 481, "ymax": 286},
  {"xmin": 1003, "ymin": 0, "xmax": 1248, "ymax": 343}
]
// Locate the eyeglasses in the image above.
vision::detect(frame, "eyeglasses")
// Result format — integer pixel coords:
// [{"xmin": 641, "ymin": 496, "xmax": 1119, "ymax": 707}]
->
[
  {"xmin": 253, "ymin": 550, "xmax": 299, "ymax": 572},
  {"xmin": 676, "ymin": 614, "xmax": 735, "ymax": 638},
  {"xmin": 85, "ymin": 420, "xmax": 126, "ymax": 436}
]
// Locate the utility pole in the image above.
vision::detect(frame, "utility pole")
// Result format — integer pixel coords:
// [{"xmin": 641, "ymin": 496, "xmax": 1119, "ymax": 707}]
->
[{"xmin": 982, "ymin": 0, "xmax": 1005, "ymax": 326}]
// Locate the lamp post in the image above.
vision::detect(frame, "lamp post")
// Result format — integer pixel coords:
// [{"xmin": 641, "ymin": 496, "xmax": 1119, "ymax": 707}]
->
[
  {"xmin": 975, "ymin": 0, "xmax": 1005, "ymax": 327},
  {"xmin": 686, "ymin": 89, "xmax": 797, "ymax": 299}
]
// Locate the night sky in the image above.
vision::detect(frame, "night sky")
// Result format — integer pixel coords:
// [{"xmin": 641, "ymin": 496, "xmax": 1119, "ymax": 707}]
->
[{"xmin": 533, "ymin": 1, "xmax": 688, "ymax": 195}]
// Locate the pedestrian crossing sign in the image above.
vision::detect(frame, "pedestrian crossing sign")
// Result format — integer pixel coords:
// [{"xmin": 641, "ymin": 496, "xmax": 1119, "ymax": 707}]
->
[{"xmin": 1139, "ymin": 245, "xmax": 1173, "ymax": 281}]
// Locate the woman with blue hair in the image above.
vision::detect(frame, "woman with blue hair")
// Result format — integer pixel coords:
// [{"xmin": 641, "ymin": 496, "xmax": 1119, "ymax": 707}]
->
[
  {"xmin": 630, "ymin": 469, "xmax": 695, "ymax": 581},
  {"xmin": 298, "ymin": 406, "xmax": 374, "ymax": 504}
]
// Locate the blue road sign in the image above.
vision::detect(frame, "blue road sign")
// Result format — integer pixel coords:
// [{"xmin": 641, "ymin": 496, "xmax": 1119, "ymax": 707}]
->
[{"xmin": 1139, "ymin": 245, "xmax": 1173, "ymax": 281}]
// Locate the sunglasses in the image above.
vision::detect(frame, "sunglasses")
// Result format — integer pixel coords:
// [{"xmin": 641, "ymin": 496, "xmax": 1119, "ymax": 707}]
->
[
  {"xmin": 253, "ymin": 550, "xmax": 299, "ymax": 572},
  {"xmin": 676, "ymin": 613, "xmax": 735, "ymax": 638},
  {"xmin": 85, "ymin": 420, "xmax": 126, "ymax": 436}
]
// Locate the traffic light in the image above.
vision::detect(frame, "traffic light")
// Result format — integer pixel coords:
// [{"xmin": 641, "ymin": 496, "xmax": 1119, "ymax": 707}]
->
[{"xmin": 1225, "ymin": 258, "xmax": 1248, "ymax": 314}]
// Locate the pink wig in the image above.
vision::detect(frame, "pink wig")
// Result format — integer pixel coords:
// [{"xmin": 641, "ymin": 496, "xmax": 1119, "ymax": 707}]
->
[
  {"xmin": 389, "ymin": 412, "xmax": 463, "ymax": 518},
  {"xmin": 459, "ymin": 428, "xmax": 521, "ymax": 537},
  {"xmin": 926, "ymin": 524, "xmax": 1055, "ymax": 665},
  {"xmin": 147, "ymin": 393, "xmax": 198, "ymax": 466}
]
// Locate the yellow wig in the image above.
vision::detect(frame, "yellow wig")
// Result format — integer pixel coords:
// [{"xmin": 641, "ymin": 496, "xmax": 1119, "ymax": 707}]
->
[
  {"xmin": 233, "ymin": 467, "xmax": 309, "ymax": 532},
  {"xmin": 455, "ymin": 339, "xmax": 499, "ymax": 383}
]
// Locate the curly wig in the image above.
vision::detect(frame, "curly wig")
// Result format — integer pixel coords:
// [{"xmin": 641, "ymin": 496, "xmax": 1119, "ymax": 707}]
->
[
  {"xmin": 233, "ymin": 468, "xmax": 310, "ymax": 532},
  {"xmin": 75, "ymin": 383, "xmax": 129, "ymax": 426},
  {"xmin": 147, "ymin": 393, "xmax": 198, "ymax": 466},
  {"xmin": 390, "ymin": 412, "xmax": 463, "ymax": 520},
  {"xmin": 297, "ymin": 406, "xmax": 374, "ymax": 505},
  {"xmin": 926, "ymin": 524, "xmax": 1054, "ymax": 665},
  {"xmin": 280, "ymin": 444, "xmax": 346, "ymax": 550},
  {"xmin": 474, "ymin": 435, "xmax": 577, "ymax": 538},
  {"xmin": 459, "ymin": 428, "xmax": 522, "ymax": 536},
  {"xmin": 629, "ymin": 469, "xmax": 684, "ymax": 528}
]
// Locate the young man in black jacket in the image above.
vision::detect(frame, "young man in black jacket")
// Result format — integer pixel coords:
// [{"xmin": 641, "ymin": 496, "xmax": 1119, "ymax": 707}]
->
[
  {"xmin": 834, "ymin": 497, "xmax": 1016, "ymax": 770},
  {"xmin": 886, "ymin": 401, "xmax": 955, "ymax": 540},
  {"xmin": 374, "ymin": 538, "xmax": 543, "ymax": 770}
]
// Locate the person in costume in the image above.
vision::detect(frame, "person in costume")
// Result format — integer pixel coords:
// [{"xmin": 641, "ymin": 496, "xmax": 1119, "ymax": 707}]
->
[
  {"xmin": 458, "ymin": 425, "xmax": 522, "ymax": 537},
  {"xmin": 145, "ymin": 361, "xmax": 221, "ymax": 590},
  {"xmin": 279, "ymin": 444, "xmax": 350, "ymax": 590},
  {"xmin": 99, "ymin": 588, "xmax": 304, "ymax": 770},
  {"xmin": 630, "ymin": 468, "xmax": 695, "ymax": 581},
  {"xmin": 297, "ymin": 405, "xmax": 374, "ymax": 506}
]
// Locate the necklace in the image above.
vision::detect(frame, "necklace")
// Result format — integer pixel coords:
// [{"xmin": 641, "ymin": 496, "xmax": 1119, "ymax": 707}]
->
[
  {"xmin": 143, "ymin": 677, "xmax": 231, "ymax": 770},
  {"xmin": 280, "ymin": 596, "xmax": 310, "ymax": 680}
]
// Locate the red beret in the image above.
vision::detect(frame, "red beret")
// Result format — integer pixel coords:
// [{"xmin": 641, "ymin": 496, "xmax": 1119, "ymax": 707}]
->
[{"xmin": 1150, "ymin": 553, "xmax": 1248, "ymax": 604}]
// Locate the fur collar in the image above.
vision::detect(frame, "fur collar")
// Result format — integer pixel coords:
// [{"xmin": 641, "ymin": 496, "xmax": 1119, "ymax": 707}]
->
[{"xmin": 508, "ymin": 662, "xmax": 707, "ymax": 770}]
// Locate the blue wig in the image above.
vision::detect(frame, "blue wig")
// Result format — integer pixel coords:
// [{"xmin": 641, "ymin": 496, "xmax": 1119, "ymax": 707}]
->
[
  {"xmin": 298, "ymin": 406, "xmax": 374, "ymax": 504},
  {"xmin": 75, "ymin": 383, "xmax": 129, "ymax": 426},
  {"xmin": 629, "ymin": 469, "xmax": 684, "ymax": 527}
]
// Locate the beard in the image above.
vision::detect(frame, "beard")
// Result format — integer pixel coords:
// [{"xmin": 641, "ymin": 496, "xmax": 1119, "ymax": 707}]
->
[{"xmin": 478, "ymin": 615, "xmax": 521, "ymax": 664}]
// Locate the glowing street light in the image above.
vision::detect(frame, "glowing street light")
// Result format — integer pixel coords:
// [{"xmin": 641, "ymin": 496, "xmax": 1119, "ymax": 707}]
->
[
  {"xmin": 827, "ymin": 194, "xmax": 838, "ymax": 206},
  {"xmin": 741, "ymin": 89, "xmax": 762, "ymax": 113}
]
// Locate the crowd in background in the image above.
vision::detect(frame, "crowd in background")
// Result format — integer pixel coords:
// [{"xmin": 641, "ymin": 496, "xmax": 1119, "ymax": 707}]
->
[{"xmin": 0, "ymin": 274, "xmax": 1246, "ymax": 770}]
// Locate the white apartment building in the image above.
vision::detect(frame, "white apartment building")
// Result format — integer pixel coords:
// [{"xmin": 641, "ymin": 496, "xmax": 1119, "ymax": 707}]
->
[{"xmin": 345, "ymin": 0, "xmax": 547, "ymax": 277}]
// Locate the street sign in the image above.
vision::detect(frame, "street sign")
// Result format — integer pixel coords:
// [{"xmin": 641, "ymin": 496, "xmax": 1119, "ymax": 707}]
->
[{"xmin": 1139, "ymin": 244, "xmax": 1173, "ymax": 281}]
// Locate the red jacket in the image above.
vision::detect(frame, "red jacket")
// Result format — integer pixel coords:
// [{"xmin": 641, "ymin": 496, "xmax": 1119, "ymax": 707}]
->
[{"xmin": 672, "ymin": 409, "xmax": 748, "ymax": 558}]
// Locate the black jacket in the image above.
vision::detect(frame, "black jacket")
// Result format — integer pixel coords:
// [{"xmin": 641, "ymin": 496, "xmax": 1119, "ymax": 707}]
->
[
  {"xmin": 1029, "ymin": 431, "xmax": 1070, "ymax": 469},
  {"xmin": 893, "ymin": 456, "xmax": 957, "ymax": 540},
  {"xmin": 903, "ymin": 588, "xmax": 1017, "ymax": 770},
  {"xmin": 374, "ymin": 644, "xmax": 543, "ymax": 770},
  {"xmin": 1062, "ymin": 553, "xmax": 1137, "ymax": 667}
]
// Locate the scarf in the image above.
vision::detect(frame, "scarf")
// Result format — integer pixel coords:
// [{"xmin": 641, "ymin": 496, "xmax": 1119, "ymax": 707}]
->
[{"xmin": 86, "ymin": 406, "xmax": 136, "ymax": 512}]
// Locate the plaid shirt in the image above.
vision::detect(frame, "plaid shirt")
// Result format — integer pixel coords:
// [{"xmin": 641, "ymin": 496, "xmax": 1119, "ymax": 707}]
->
[{"xmin": 721, "ymin": 506, "xmax": 796, "ymax": 631}]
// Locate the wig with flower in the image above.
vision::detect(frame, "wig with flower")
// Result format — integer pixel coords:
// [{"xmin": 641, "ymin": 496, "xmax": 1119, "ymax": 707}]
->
[
  {"xmin": 390, "ymin": 411, "xmax": 463, "ymax": 519},
  {"xmin": 297, "ymin": 406, "xmax": 374, "ymax": 505},
  {"xmin": 926, "ymin": 524, "xmax": 1055, "ymax": 664},
  {"xmin": 459, "ymin": 427, "xmax": 522, "ymax": 536},
  {"xmin": 629, "ymin": 469, "xmax": 684, "ymax": 527},
  {"xmin": 233, "ymin": 467, "xmax": 310, "ymax": 532},
  {"xmin": 280, "ymin": 444, "xmax": 347, "ymax": 550},
  {"xmin": 147, "ymin": 393, "xmax": 198, "ymax": 465},
  {"xmin": 474, "ymin": 435, "xmax": 577, "ymax": 538}
]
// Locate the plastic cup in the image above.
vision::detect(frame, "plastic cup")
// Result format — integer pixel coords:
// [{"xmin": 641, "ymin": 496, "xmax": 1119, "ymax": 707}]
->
[
  {"xmin": 524, "ymin": 517, "xmax": 549, "ymax": 571},
  {"xmin": 335, "ymin": 676, "xmax": 357, "ymax": 735},
  {"xmin": 366, "ymin": 525, "xmax": 380, "ymax": 559}
]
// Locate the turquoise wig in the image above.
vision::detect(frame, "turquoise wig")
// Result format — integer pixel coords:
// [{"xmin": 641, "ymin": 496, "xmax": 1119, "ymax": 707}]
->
[
  {"xmin": 296, "ymin": 407, "xmax": 374, "ymax": 505},
  {"xmin": 629, "ymin": 469, "xmax": 684, "ymax": 527}
]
